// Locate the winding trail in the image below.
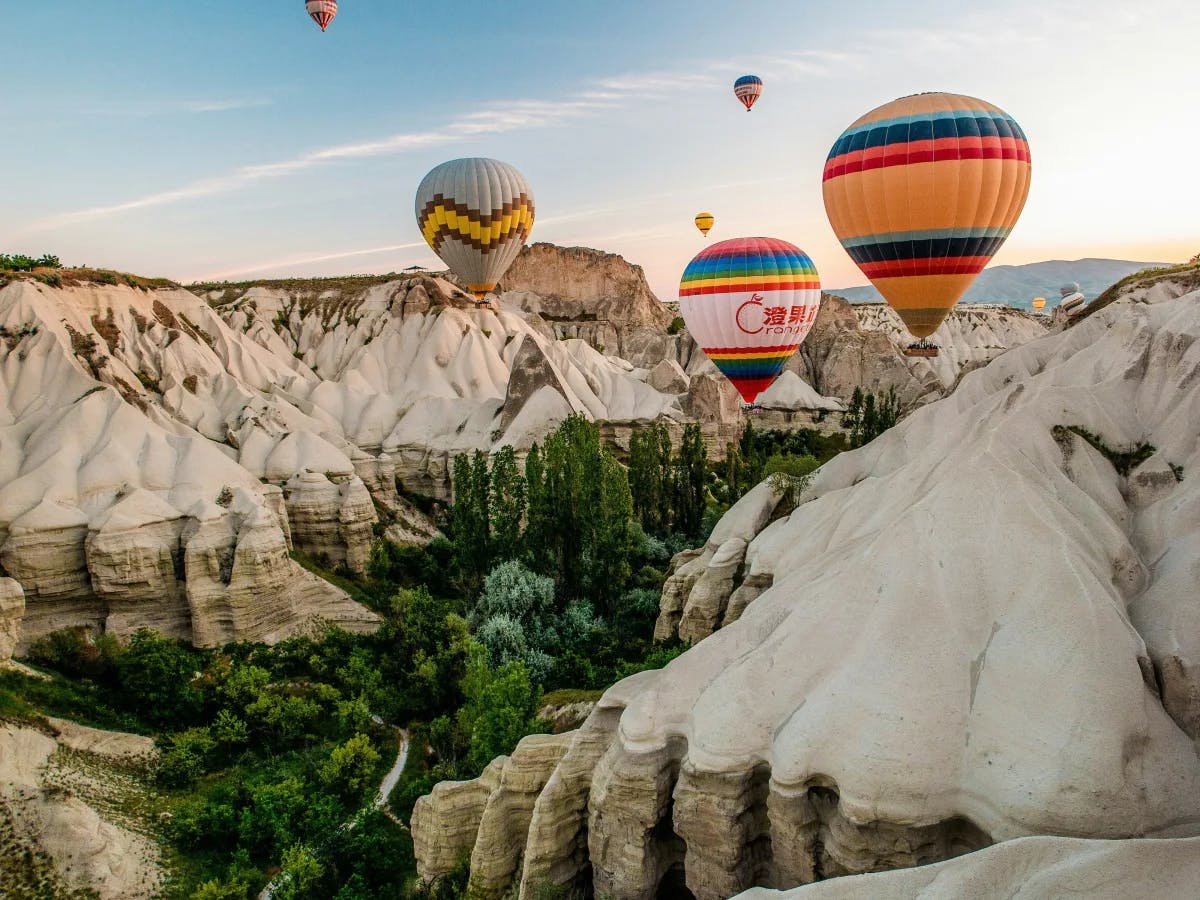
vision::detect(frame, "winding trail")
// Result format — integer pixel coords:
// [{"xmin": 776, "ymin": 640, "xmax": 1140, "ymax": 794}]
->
[{"xmin": 259, "ymin": 725, "xmax": 409, "ymax": 899}]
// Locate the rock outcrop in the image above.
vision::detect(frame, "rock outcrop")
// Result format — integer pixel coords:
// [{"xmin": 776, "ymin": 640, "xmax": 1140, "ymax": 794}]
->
[
  {"xmin": 0, "ymin": 720, "xmax": 163, "ymax": 899},
  {"xmin": 500, "ymin": 243, "xmax": 674, "ymax": 365},
  {"xmin": 283, "ymin": 472, "xmax": 377, "ymax": 573},
  {"xmin": 0, "ymin": 577, "xmax": 24, "ymax": 660},
  {"xmin": 655, "ymin": 482, "xmax": 785, "ymax": 644},
  {"xmin": 740, "ymin": 835, "xmax": 1200, "ymax": 900},
  {"xmin": 414, "ymin": 274, "xmax": 1200, "ymax": 900}
]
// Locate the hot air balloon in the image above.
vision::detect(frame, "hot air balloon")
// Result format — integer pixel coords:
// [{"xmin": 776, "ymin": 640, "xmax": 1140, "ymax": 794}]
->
[
  {"xmin": 306, "ymin": 0, "xmax": 337, "ymax": 31},
  {"xmin": 823, "ymin": 92, "xmax": 1032, "ymax": 357},
  {"xmin": 695, "ymin": 213, "xmax": 715, "ymax": 238},
  {"xmin": 1059, "ymin": 282, "xmax": 1085, "ymax": 314},
  {"xmin": 679, "ymin": 237, "xmax": 821, "ymax": 404},
  {"xmin": 1032, "ymin": 296, "xmax": 1047, "ymax": 311},
  {"xmin": 415, "ymin": 158, "xmax": 534, "ymax": 305},
  {"xmin": 734, "ymin": 76, "xmax": 763, "ymax": 112}
]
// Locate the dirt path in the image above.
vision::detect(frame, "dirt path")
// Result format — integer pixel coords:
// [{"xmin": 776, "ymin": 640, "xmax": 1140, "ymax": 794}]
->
[{"xmin": 260, "ymin": 726, "xmax": 409, "ymax": 899}]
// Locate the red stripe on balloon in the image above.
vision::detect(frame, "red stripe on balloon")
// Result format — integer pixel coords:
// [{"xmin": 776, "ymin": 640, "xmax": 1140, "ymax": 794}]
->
[
  {"xmin": 823, "ymin": 138, "xmax": 1030, "ymax": 181},
  {"xmin": 857, "ymin": 257, "xmax": 992, "ymax": 278}
]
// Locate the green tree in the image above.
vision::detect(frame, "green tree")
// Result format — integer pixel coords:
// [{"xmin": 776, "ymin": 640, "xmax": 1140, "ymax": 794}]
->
[
  {"xmin": 273, "ymin": 843, "xmax": 325, "ymax": 900},
  {"xmin": 118, "ymin": 629, "xmax": 204, "ymax": 727},
  {"xmin": 458, "ymin": 652, "xmax": 543, "ymax": 775},
  {"xmin": 843, "ymin": 387, "xmax": 864, "ymax": 446},
  {"xmin": 674, "ymin": 423, "xmax": 707, "ymax": 537},
  {"xmin": 376, "ymin": 587, "xmax": 473, "ymax": 720},
  {"xmin": 488, "ymin": 446, "xmax": 526, "ymax": 564},
  {"xmin": 320, "ymin": 733, "xmax": 382, "ymax": 799},
  {"xmin": 628, "ymin": 423, "xmax": 674, "ymax": 535}
]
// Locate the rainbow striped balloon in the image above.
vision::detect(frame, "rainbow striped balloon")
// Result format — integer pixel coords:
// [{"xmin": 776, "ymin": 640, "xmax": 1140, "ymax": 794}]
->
[
  {"xmin": 823, "ymin": 93, "xmax": 1031, "ymax": 338},
  {"xmin": 679, "ymin": 237, "xmax": 821, "ymax": 404}
]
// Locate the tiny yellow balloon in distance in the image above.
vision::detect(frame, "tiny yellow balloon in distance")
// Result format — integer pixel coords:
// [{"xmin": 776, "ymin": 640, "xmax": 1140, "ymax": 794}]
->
[{"xmin": 694, "ymin": 213, "xmax": 715, "ymax": 237}]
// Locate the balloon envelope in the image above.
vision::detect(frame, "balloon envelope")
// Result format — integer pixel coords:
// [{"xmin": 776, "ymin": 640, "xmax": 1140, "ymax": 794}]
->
[
  {"xmin": 306, "ymin": 0, "xmax": 337, "ymax": 31},
  {"xmin": 734, "ymin": 75, "xmax": 763, "ymax": 111},
  {"xmin": 679, "ymin": 237, "xmax": 821, "ymax": 403},
  {"xmin": 823, "ymin": 92, "xmax": 1032, "ymax": 338},
  {"xmin": 1032, "ymin": 296, "xmax": 1046, "ymax": 310},
  {"xmin": 694, "ymin": 212, "xmax": 715, "ymax": 237},
  {"xmin": 415, "ymin": 158, "xmax": 535, "ymax": 300}
]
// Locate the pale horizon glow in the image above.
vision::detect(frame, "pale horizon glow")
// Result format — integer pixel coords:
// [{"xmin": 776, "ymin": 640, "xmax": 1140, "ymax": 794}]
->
[{"xmin": 1, "ymin": 0, "xmax": 1196, "ymax": 299}]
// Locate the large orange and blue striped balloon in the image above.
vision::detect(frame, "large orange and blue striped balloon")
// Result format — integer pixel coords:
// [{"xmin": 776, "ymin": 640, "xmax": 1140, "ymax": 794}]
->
[
  {"xmin": 679, "ymin": 237, "xmax": 821, "ymax": 403},
  {"xmin": 823, "ymin": 93, "xmax": 1031, "ymax": 338}
]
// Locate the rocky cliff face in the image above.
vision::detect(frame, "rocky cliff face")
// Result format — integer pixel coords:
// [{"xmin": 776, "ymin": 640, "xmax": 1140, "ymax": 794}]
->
[
  {"xmin": 413, "ymin": 273, "xmax": 1200, "ymax": 898},
  {"xmin": 500, "ymin": 243, "xmax": 675, "ymax": 367}
]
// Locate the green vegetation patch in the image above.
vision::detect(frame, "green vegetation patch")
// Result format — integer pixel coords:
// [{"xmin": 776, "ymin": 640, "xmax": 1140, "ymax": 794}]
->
[{"xmin": 1052, "ymin": 425, "xmax": 1156, "ymax": 476}]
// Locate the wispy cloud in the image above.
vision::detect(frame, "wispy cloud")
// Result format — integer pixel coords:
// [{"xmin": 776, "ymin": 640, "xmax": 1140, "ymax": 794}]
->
[
  {"xmin": 79, "ymin": 97, "xmax": 271, "ymax": 117},
  {"xmin": 195, "ymin": 241, "xmax": 432, "ymax": 282},
  {"xmin": 29, "ymin": 68, "xmax": 714, "ymax": 233}
]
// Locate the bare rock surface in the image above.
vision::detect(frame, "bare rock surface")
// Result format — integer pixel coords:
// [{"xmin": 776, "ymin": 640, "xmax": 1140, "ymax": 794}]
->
[
  {"xmin": 0, "ymin": 721, "xmax": 163, "ymax": 899},
  {"xmin": 0, "ymin": 577, "xmax": 24, "ymax": 659},
  {"xmin": 737, "ymin": 835, "xmax": 1200, "ymax": 900},
  {"xmin": 500, "ymin": 243, "xmax": 673, "ymax": 365},
  {"xmin": 416, "ymin": 275, "xmax": 1200, "ymax": 900}
]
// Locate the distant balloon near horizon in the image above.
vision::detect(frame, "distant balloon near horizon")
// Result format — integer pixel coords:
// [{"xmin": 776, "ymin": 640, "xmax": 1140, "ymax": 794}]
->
[
  {"xmin": 823, "ymin": 92, "xmax": 1032, "ymax": 340},
  {"xmin": 305, "ymin": 0, "xmax": 337, "ymax": 31},
  {"xmin": 679, "ymin": 237, "xmax": 821, "ymax": 404},
  {"xmin": 1032, "ymin": 296, "xmax": 1047, "ymax": 311},
  {"xmin": 415, "ymin": 157, "xmax": 535, "ymax": 302},
  {"xmin": 734, "ymin": 75, "xmax": 763, "ymax": 112},
  {"xmin": 1059, "ymin": 282, "xmax": 1086, "ymax": 313},
  {"xmin": 694, "ymin": 212, "xmax": 715, "ymax": 237}
]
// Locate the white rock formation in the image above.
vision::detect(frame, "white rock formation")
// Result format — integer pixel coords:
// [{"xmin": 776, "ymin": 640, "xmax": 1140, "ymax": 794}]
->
[
  {"xmin": 0, "ymin": 279, "xmax": 377, "ymax": 649},
  {"xmin": 852, "ymin": 302, "xmax": 1047, "ymax": 393},
  {"xmin": 737, "ymin": 835, "xmax": 1200, "ymax": 900},
  {"xmin": 0, "ymin": 576, "xmax": 24, "ymax": 659},
  {"xmin": 414, "ymin": 274, "xmax": 1200, "ymax": 899},
  {"xmin": 0, "ymin": 721, "xmax": 163, "ymax": 899}
]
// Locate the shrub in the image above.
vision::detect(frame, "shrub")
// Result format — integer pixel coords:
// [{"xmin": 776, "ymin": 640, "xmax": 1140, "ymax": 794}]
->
[
  {"xmin": 118, "ymin": 629, "xmax": 204, "ymax": 727},
  {"xmin": 667, "ymin": 316, "xmax": 685, "ymax": 335},
  {"xmin": 158, "ymin": 727, "xmax": 216, "ymax": 787},
  {"xmin": 319, "ymin": 733, "xmax": 381, "ymax": 800}
]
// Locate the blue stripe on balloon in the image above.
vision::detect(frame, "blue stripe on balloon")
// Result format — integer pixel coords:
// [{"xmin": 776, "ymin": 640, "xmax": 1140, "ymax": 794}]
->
[
  {"xmin": 840, "ymin": 226, "xmax": 1012, "ymax": 248},
  {"xmin": 826, "ymin": 111, "xmax": 1024, "ymax": 160}
]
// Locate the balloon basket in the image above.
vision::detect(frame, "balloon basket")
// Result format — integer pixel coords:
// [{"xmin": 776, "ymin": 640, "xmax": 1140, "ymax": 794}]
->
[{"xmin": 904, "ymin": 344, "xmax": 939, "ymax": 358}]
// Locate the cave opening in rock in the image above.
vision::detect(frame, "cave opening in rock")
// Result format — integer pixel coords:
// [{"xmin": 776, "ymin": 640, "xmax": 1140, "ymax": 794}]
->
[{"xmin": 657, "ymin": 863, "xmax": 696, "ymax": 900}]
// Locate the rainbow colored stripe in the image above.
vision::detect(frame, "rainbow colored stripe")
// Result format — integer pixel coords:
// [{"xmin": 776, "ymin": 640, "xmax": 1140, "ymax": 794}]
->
[{"xmin": 680, "ymin": 237, "xmax": 820, "ymax": 402}]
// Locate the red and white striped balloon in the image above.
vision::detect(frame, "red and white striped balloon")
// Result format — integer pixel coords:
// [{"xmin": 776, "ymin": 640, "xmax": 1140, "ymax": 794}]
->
[{"xmin": 306, "ymin": 0, "xmax": 338, "ymax": 32}]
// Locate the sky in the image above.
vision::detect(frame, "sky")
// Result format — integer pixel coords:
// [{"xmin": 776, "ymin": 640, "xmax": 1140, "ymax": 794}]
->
[{"xmin": 1, "ymin": 0, "xmax": 1197, "ymax": 300}]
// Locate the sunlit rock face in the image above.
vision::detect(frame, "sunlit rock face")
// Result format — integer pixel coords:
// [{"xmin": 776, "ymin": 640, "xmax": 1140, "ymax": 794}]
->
[
  {"xmin": 0, "ymin": 279, "xmax": 378, "ymax": 649},
  {"xmin": 413, "ymin": 274, "xmax": 1200, "ymax": 899},
  {"xmin": 500, "ymin": 242, "xmax": 675, "ymax": 367}
]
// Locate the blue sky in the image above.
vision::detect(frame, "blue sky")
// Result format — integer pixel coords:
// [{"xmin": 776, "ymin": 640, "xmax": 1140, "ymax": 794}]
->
[{"xmin": 2, "ymin": 0, "xmax": 1197, "ymax": 299}]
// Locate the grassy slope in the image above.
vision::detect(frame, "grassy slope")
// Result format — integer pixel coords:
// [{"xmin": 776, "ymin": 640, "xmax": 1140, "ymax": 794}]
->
[{"xmin": 1070, "ymin": 260, "xmax": 1200, "ymax": 326}]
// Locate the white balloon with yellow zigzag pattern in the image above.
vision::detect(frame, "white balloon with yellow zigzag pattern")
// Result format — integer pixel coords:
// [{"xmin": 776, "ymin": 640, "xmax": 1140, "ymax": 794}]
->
[{"xmin": 415, "ymin": 158, "xmax": 535, "ymax": 301}]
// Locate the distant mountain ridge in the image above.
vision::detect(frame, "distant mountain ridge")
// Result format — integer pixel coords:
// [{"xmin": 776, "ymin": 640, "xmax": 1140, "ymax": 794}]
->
[{"xmin": 830, "ymin": 258, "xmax": 1169, "ymax": 307}]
